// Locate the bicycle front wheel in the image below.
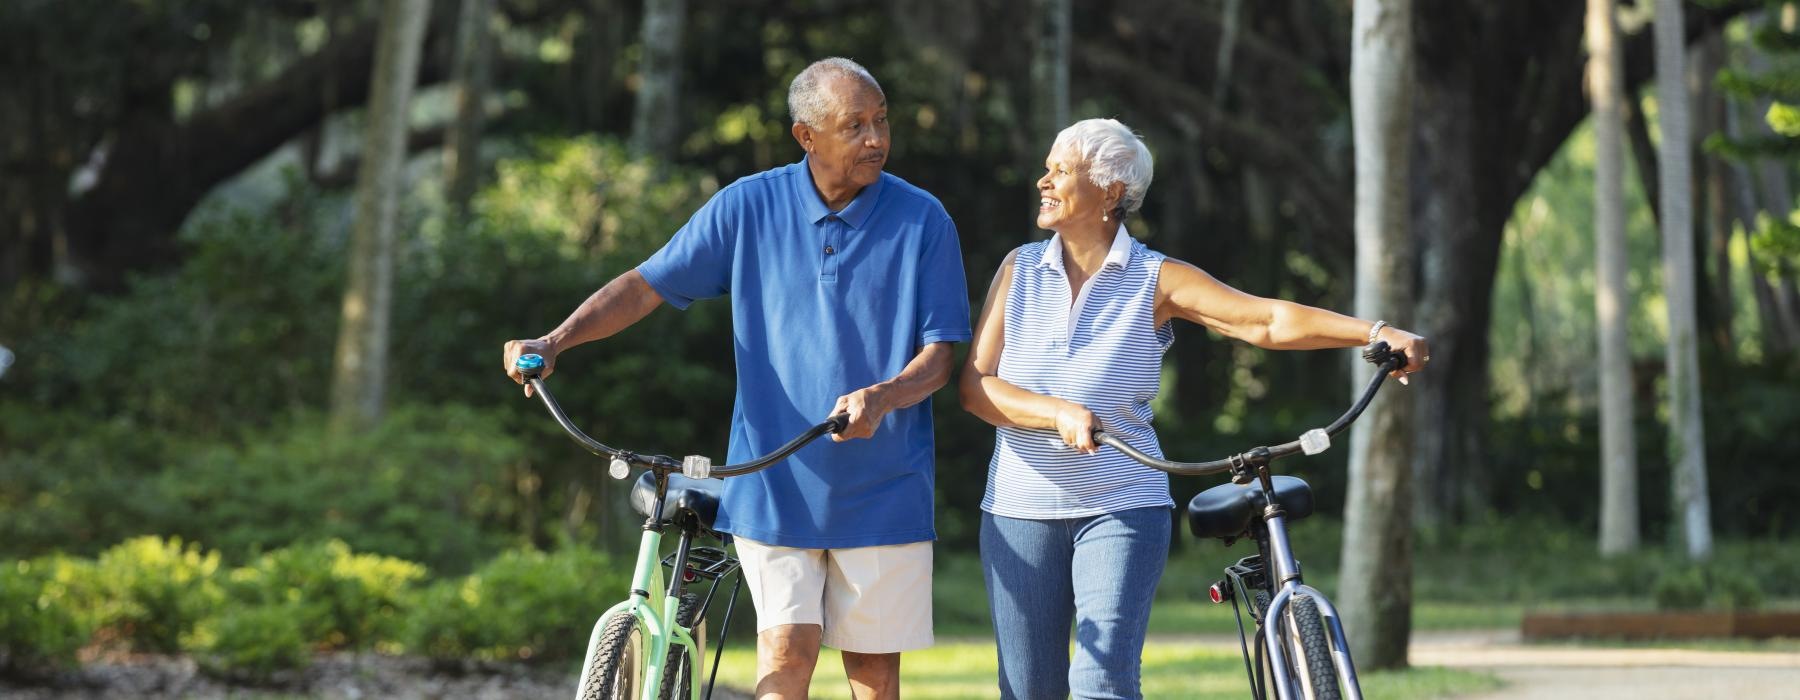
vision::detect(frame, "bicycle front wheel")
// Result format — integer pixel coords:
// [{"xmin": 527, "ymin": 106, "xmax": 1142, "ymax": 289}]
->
[
  {"xmin": 1283, "ymin": 593, "xmax": 1341, "ymax": 700},
  {"xmin": 578, "ymin": 613, "xmax": 644, "ymax": 700},
  {"xmin": 658, "ymin": 593, "xmax": 704, "ymax": 700}
]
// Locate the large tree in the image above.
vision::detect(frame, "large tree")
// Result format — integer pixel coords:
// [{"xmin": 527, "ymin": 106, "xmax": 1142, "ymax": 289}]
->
[
  {"xmin": 1590, "ymin": 0, "xmax": 1641, "ymax": 556},
  {"xmin": 629, "ymin": 0, "xmax": 685, "ymax": 159},
  {"xmin": 1338, "ymin": 0, "xmax": 1416, "ymax": 670},
  {"xmin": 1656, "ymin": 0, "xmax": 1714, "ymax": 560},
  {"xmin": 443, "ymin": 0, "xmax": 496, "ymax": 214},
  {"xmin": 329, "ymin": 0, "xmax": 433, "ymax": 434},
  {"xmin": 1406, "ymin": 0, "xmax": 1744, "ymax": 526}
]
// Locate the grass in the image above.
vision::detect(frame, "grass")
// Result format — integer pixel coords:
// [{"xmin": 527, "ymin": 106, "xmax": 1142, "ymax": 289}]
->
[
  {"xmin": 691, "ymin": 516, "xmax": 1798, "ymax": 697},
  {"xmin": 708, "ymin": 641, "xmax": 1499, "ymax": 699}
]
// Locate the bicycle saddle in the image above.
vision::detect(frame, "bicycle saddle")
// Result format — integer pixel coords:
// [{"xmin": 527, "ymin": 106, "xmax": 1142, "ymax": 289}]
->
[
  {"xmin": 1187, "ymin": 475, "xmax": 1315, "ymax": 540},
  {"xmin": 630, "ymin": 472, "xmax": 722, "ymax": 533}
]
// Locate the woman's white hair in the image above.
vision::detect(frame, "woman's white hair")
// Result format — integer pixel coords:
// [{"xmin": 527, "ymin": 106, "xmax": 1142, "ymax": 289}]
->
[
  {"xmin": 1053, "ymin": 118, "xmax": 1154, "ymax": 219},
  {"xmin": 788, "ymin": 57, "xmax": 882, "ymax": 127}
]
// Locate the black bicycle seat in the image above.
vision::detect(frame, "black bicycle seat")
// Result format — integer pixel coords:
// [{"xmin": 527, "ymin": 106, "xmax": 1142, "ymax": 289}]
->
[
  {"xmin": 630, "ymin": 472, "xmax": 722, "ymax": 533},
  {"xmin": 1187, "ymin": 475, "xmax": 1315, "ymax": 540}
]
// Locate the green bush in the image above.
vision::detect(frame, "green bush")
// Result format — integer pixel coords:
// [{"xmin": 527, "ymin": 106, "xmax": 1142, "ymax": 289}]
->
[
  {"xmin": 192, "ymin": 602, "xmax": 312, "ymax": 680},
  {"xmin": 155, "ymin": 406, "xmax": 519, "ymax": 573},
  {"xmin": 1715, "ymin": 574, "xmax": 1766, "ymax": 612},
  {"xmin": 404, "ymin": 546, "xmax": 626, "ymax": 663},
  {"xmin": 1652, "ymin": 566, "xmax": 1710, "ymax": 611},
  {"xmin": 0, "ymin": 557, "xmax": 94, "ymax": 671},
  {"xmin": 222, "ymin": 540, "xmax": 426, "ymax": 651},
  {"xmin": 92, "ymin": 536, "xmax": 222, "ymax": 653}
]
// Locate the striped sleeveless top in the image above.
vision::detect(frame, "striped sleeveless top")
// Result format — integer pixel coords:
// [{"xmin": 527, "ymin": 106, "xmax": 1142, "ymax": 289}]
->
[{"xmin": 980, "ymin": 226, "xmax": 1177, "ymax": 519}]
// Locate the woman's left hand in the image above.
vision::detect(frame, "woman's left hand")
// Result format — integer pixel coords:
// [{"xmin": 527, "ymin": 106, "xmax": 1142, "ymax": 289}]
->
[{"xmin": 1377, "ymin": 327, "xmax": 1430, "ymax": 384}]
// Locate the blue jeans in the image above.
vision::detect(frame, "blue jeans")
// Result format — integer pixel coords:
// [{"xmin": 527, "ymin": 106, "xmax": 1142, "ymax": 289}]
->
[{"xmin": 980, "ymin": 507, "xmax": 1171, "ymax": 700}]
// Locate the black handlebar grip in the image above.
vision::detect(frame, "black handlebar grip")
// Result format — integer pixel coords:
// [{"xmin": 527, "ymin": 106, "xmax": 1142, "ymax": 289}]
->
[
  {"xmin": 1361, "ymin": 341, "xmax": 1407, "ymax": 372},
  {"xmin": 826, "ymin": 413, "xmax": 851, "ymax": 434}
]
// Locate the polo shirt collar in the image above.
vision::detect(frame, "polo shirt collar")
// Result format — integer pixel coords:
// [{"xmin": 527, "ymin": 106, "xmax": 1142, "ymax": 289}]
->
[
  {"xmin": 795, "ymin": 156, "xmax": 885, "ymax": 229},
  {"xmin": 1039, "ymin": 223, "xmax": 1133, "ymax": 273}
]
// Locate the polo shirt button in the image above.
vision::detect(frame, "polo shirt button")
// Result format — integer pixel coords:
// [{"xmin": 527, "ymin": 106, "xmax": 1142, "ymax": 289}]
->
[{"xmin": 824, "ymin": 245, "xmax": 835, "ymax": 255}]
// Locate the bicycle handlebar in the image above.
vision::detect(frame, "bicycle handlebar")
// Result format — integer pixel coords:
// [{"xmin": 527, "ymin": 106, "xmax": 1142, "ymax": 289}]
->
[
  {"xmin": 514, "ymin": 354, "xmax": 848, "ymax": 480},
  {"xmin": 1095, "ymin": 342, "xmax": 1408, "ymax": 478}
]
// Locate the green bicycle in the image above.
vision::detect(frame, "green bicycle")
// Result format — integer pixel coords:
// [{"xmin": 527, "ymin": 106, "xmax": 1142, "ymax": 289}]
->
[{"xmin": 514, "ymin": 353, "xmax": 847, "ymax": 700}]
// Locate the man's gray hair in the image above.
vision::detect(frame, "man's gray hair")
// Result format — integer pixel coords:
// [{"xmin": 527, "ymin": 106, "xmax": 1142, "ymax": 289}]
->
[
  {"xmin": 1053, "ymin": 118, "xmax": 1155, "ymax": 218},
  {"xmin": 788, "ymin": 57, "xmax": 883, "ymax": 126}
]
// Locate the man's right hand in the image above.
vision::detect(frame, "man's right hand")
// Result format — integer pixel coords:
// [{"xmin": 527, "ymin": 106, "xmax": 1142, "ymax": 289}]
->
[{"xmin": 503, "ymin": 337, "xmax": 558, "ymax": 396}]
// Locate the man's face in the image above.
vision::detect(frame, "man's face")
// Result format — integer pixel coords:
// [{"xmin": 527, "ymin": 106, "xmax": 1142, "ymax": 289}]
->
[{"xmin": 796, "ymin": 76, "xmax": 889, "ymax": 194}]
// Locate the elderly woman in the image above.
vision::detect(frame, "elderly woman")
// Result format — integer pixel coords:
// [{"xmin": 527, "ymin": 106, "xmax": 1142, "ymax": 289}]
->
[{"xmin": 959, "ymin": 118, "xmax": 1427, "ymax": 699}]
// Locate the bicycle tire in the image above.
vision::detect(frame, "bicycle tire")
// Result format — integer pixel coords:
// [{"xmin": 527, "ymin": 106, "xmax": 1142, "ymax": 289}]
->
[
  {"xmin": 579, "ymin": 613, "xmax": 643, "ymax": 700},
  {"xmin": 1286, "ymin": 593, "xmax": 1341, "ymax": 700},
  {"xmin": 658, "ymin": 592, "xmax": 703, "ymax": 700}
]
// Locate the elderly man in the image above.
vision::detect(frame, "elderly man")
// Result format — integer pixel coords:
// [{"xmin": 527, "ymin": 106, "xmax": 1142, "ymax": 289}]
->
[{"xmin": 503, "ymin": 57, "xmax": 969, "ymax": 699}]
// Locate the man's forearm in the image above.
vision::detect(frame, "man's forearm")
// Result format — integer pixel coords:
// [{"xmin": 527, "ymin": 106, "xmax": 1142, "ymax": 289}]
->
[
  {"xmin": 541, "ymin": 269, "xmax": 665, "ymax": 351},
  {"xmin": 869, "ymin": 342, "xmax": 956, "ymax": 411}
]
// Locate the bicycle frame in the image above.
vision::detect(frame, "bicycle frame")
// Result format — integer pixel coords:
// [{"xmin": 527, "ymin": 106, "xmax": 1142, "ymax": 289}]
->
[
  {"xmin": 514, "ymin": 354, "xmax": 844, "ymax": 700},
  {"xmin": 1098, "ymin": 342, "xmax": 1406, "ymax": 700},
  {"xmin": 1255, "ymin": 511, "xmax": 1362, "ymax": 700},
  {"xmin": 574, "ymin": 523, "xmax": 702, "ymax": 700}
]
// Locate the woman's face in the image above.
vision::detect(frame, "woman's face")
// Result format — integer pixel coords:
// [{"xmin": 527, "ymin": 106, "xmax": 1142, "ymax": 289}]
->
[{"xmin": 1036, "ymin": 143, "xmax": 1113, "ymax": 232}]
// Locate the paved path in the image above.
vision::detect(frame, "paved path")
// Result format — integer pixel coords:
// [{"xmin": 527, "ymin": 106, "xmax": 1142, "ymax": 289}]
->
[{"xmin": 1411, "ymin": 630, "xmax": 1800, "ymax": 699}]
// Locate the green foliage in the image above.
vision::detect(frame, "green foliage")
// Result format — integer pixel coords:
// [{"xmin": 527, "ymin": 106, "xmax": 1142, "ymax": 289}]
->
[
  {"xmin": 1651, "ymin": 567, "xmax": 1710, "ymax": 610},
  {"xmin": 1716, "ymin": 67, "xmax": 1800, "ymax": 103},
  {"xmin": 191, "ymin": 603, "xmax": 312, "ymax": 680},
  {"xmin": 0, "ymin": 558, "xmax": 93, "ymax": 672},
  {"xmin": 1750, "ymin": 212, "xmax": 1800, "ymax": 274},
  {"xmin": 154, "ymin": 406, "xmax": 519, "ymax": 573},
  {"xmin": 2, "ymin": 137, "xmax": 731, "ymax": 563},
  {"xmin": 1766, "ymin": 102, "xmax": 1800, "ymax": 137},
  {"xmin": 1652, "ymin": 566, "xmax": 1765, "ymax": 612},
  {"xmin": 92, "ymin": 536, "xmax": 222, "ymax": 653},
  {"xmin": 221, "ymin": 540, "xmax": 425, "ymax": 651},
  {"xmin": 402, "ymin": 546, "xmax": 625, "ymax": 663}
]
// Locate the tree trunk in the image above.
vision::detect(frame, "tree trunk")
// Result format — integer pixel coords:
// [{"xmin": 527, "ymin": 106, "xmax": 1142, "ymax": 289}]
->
[
  {"xmin": 1692, "ymin": 33, "xmax": 1735, "ymax": 356},
  {"xmin": 329, "ymin": 0, "xmax": 432, "ymax": 435},
  {"xmin": 1627, "ymin": 87, "xmax": 1663, "ymax": 227},
  {"xmin": 1590, "ymin": 0, "xmax": 1640, "ymax": 556},
  {"xmin": 1339, "ymin": 0, "xmax": 1414, "ymax": 671},
  {"xmin": 629, "ymin": 0, "xmax": 685, "ymax": 159},
  {"xmin": 443, "ymin": 0, "xmax": 494, "ymax": 215},
  {"xmin": 1654, "ymin": 0, "xmax": 1713, "ymax": 561},
  {"xmin": 1030, "ymin": 0, "xmax": 1071, "ymax": 150},
  {"xmin": 1408, "ymin": 46, "xmax": 1495, "ymax": 530}
]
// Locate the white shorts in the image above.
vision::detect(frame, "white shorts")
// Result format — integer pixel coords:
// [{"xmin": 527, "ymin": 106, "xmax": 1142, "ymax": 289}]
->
[{"xmin": 733, "ymin": 537, "xmax": 934, "ymax": 653}]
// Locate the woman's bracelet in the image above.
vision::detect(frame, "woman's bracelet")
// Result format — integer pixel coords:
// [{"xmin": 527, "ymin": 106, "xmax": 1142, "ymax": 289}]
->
[{"xmin": 1367, "ymin": 320, "xmax": 1388, "ymax": 345}]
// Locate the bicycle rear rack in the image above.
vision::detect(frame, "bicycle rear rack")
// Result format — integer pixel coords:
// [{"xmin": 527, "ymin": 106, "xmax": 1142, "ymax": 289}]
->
[{"xmin": 662, "ymin": 545, "xmax": 740, "ymax": 581}]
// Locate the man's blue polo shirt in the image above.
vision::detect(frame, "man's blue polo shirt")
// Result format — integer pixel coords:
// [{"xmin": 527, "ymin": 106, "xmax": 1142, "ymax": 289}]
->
[{"xmin": 636, "ymin": 159, "xmax": 971, "ymax": 548}]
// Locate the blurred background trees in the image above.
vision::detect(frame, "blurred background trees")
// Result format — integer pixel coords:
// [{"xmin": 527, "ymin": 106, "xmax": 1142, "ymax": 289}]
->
[{"xmin": 1, "ymin": 0, "xmax": 1795, "ymax": 648}]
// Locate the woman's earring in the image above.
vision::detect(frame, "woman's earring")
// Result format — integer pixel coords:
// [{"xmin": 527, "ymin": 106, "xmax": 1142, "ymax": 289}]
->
[{"xmin": 1102, "ymin": 212, "xmax": 1109, "ymax": 222}]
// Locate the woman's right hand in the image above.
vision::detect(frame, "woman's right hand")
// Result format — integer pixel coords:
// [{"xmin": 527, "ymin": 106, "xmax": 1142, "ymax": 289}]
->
[
  {"xmin": 1054, "ymin": 402, "xmax": 1100, "ymax": 454},
  {"xmin": 503, "ymin": 337, "xmax": 558, "ymax": 396}
]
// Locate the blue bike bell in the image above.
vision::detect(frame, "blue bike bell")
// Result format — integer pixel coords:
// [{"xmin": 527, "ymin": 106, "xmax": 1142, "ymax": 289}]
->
[{"xmin": 516, "ymin": 354, "xmax": 545, "ymax": 372}]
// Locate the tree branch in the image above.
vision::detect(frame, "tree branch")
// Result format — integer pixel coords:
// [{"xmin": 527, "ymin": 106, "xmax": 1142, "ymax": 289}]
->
[{"xmin": 63, "ymin": 16, "xmax": 451, "ymax": 291}]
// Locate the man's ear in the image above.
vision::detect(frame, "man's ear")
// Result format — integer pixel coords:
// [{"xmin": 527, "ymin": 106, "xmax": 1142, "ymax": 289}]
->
[{"xmin": 791, "ymin": 122, "xmax": 812, "ymax": 152}]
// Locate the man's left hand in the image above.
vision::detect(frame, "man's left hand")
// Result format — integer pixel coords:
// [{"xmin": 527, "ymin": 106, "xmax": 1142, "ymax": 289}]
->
[{"xmin": 830, "ymin": 384, "xmax": 892, "ymax": 441}]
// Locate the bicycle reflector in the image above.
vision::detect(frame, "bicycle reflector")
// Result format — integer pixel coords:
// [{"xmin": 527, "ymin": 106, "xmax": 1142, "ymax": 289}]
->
[
  {"xmin": 1300, "ymin": 428, "xmax": 1330, "ymax": 455},
  {"xmin": 1209, "ymin": 580, "xmax": 1231, "ymax": 604},
  {"xmin": 608, "ymin": 457, "xmax": 630, "ymax": 480},
  {"xmin": 682, "ymin": 455, "xmax": 713, "ymax": 479}
]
